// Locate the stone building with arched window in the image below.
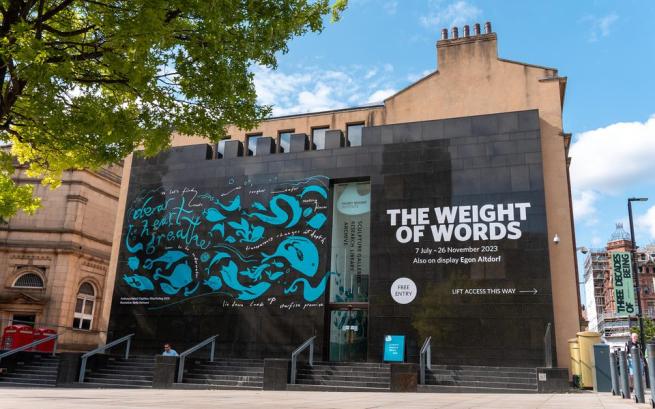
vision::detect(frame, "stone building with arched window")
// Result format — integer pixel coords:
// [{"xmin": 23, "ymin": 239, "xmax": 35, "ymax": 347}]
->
[{"xmin": 0, "ymin": 158, "xmax": 121, "ymax": 351}]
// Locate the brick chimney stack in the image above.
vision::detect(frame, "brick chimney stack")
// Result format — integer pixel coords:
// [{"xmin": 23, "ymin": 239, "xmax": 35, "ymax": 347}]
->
[{"xmin": 436, "ymin": 21, "xmax": 498, "ymax": 70}]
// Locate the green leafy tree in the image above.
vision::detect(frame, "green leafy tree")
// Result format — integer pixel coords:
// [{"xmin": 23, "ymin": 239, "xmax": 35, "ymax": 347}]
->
[
  {"xmin": 631, "ymin": 318, "xmax": 655, "ymax": 343},
  {"xmin": 0, "ymin": 0, "xmax": 347, "ymax": 219}
]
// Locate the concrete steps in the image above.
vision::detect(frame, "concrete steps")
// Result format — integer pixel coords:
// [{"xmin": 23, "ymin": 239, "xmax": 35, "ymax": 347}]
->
[
  {"xmin": 287, "ymin": 384, "xmax": 390, "ymax": 392},
  {"xmin": 180, "ymin": 358, "xmax": 264, "ymax": 390},
  {"xmin": 423, "ymin": 365, "xmax": 538, "ymax": 393},
  {"xmin": 82, "ymin": 355, "xmax": 154, "ymax": 388},
  {"xmin": 0, "ymin": 354, "xmax": 59, "ymax": 387},
  {"xmin": 291, "ymin": 361, "xmax": 390, "ymax": 392}
]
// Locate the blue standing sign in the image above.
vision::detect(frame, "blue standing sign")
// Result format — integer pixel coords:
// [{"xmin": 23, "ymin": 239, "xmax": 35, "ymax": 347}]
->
[{"xmin": 383, "ymin": 335, "xmax": 405, "ymax": 362}]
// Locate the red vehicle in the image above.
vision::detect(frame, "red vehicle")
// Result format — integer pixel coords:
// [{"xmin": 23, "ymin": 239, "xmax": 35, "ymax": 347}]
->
[
  {"xmin": 1, "ymin": 324, "xmax": 34, "ymax": 350},
  {"xmin": 33, "ymin": 328, "xmax": 57, "ymax": 353}
]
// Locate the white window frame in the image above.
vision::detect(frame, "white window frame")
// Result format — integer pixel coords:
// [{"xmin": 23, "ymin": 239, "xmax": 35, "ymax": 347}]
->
[{"xmin": 73, "ymin": 284, "xmax": 95, "ymax": 330}]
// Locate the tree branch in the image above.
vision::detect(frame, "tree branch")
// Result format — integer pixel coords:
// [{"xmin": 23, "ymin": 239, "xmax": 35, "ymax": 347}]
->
[
  {"xmin": 39, "ymin": 0, "xmax": 74, "ymax": 22},
  {"xmin": 41, "ymin": 23, "xmax": 97, "ymax": 37},
  {"xmin": 165, "ymin": 8, "xmax": 182, "ymax": 23},
  {"xmin": 45, "ymin": 39, "xmax": 105, "ymax": 48},
  {"xmin": 35, "ymin": 0, "xmax": 45, "ymax": 40},
  {"xmin": 80, "ymin": 0, "xmax": 127, "ymax": 11},
  {"xmin": 73, "ymin": 76, "xmax": 128, "ymax": 84},
  {"xmin": 45, "ymin": 50, "xmax": 104, "ymax": 63}
]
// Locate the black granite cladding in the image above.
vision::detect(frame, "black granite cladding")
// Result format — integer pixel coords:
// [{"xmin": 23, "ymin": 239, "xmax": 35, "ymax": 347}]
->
[{"xmin": 109, "ymin": 109, "xmax": 554, "ymax": 367}]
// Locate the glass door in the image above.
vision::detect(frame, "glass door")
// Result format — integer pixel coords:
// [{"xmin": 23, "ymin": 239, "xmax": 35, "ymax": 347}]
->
[
  {"xmin": 329, "ymin": 309, "xmax": 368, "ymax": 362},
  {"xmin": 329, "ymin": 182, "xmax": 371, "ymax": 303},
  {"xmin": 327, "ymin": 181, "xmax": 371, "ymax": 362}
]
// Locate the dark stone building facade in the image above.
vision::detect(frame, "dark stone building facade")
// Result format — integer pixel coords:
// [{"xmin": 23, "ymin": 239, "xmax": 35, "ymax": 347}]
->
[{"xmin": 109, "ymin": 110, "xmax": 554, "ymax": 367}]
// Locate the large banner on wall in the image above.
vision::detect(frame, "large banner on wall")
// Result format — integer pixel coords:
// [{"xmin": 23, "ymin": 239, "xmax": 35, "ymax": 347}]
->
[
  {"xmin": 611, "ymin": 252, "xmax": 638, "ymax": 316},
  {"xmin": 110, "ymin": 172, "xmax": 331, "ymax": 354},
  {"xmin": 363, "ymin": 111, "xmax": 553, "ymax": 367}
]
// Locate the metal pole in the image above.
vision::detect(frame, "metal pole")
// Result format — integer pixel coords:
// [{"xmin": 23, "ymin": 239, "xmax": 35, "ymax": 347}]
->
[
  {"xmin": 647, "ymin": 343, "xmax": 655, "ymax": 407},
  {"xmin": 610, "ymin": 351, "xmax": 620, "ymax": 396},
  {"xmin": 633, "ymin": 346, "xmax": 646, "ymax": 403},
  {"xmin": 544, "ymin": 323, "xmax": 553, "ymax": 368},
  {"xmin": 79, "ymin": 357, "xmax": 87, "ymax": 383},
  {"xmin": 210, "ymin": 339, "xmax": 215, "ymax": 362},
  {"xmin": 309, "ymin": 339, "xmax": 314, "ymax": 367},
  {"xmin": 125, "ymin": 337, "xmax": 131, "ymax": 360},
  {"xmin": 177, "ymin": 356, "xmax": 185, "ymax": 383},
  {"xmin": 290, "ymin": 355, "xmax": 297, "ymax": 384},
  {"xmin": 419, "ymin": 353, "xmax": 425, "ymax": 385},
  {"xmin": 628, "ymin": 199, "xmax": 646, "ymax": 352},
  {"xmin": 618, "ymin": 349, "xmax": 631, "ymax": 399}
]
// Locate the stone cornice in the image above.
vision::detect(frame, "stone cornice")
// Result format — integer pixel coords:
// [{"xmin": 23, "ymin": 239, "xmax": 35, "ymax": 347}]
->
[
  {"xmin": 0, "ymin": 226, "xmax": 113, "ymax": 247},
  {"xmin": 0, "ymin": 239, "xmax": 111, "ymax": 261},
  {"xmin": 12, "ymin": 177, "xmax": 119, "ymax": 201}
]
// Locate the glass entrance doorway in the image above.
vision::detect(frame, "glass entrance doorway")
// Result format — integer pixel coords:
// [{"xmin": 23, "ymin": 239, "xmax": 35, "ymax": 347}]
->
[
  {"xmin": 328, "ymin": 181, "xmax": 371, "ymax": 362},
  {"xmin": 329, "ymin": 309, "xmax": 368, "ymax": 362}
]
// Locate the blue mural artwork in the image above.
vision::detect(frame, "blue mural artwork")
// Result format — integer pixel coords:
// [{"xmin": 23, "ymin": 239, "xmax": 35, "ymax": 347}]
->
[{"xmin": 120, "ymin": 176, "xmax": 330, "ymax": 308}]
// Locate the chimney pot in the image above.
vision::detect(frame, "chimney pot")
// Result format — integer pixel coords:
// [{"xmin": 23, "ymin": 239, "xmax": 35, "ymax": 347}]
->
[
  {"xmin": 463, "ymin": 25, "xmax": 470, "ymax": 37},
  {"xmin": 484, "ymin": 21, "xmax": 492, "ymax": 34},
  {"xmin": 451, "ymin": 26, "xmax": 459, "ymax": 39},
  {"xmin": 474, "ymin": 23, "xmax": 481, "ymax": 35},
  {"xmin": 441, "ymin": 28, "xmax": 448, "ymax": 40}
]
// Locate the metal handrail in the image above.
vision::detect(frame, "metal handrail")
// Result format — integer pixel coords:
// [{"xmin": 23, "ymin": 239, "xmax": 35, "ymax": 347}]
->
[
  {"xmin": 290, "ymin": 336, "xmax": 315, "ymax": 384},
  {"xmin": 78, "ymin": 333, "xmax": 134, "ymax": 383},
  {"xmin": 419, "ymin": 336, "xmax": 432, "ymax": 385},
  {"xmin": 544, "ymin": 322, "xmax": 553, "ymax": 368},
  {"xmin": 177, "ymin": 334, "xmax": 219, "ymax": 383},
  {"xmin": 0, "ymin": 334, "xmax": 59, "ymax": 363}
]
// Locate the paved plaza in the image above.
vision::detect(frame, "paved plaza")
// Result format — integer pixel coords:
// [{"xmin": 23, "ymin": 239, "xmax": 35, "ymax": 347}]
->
[{"xmin": 0, "ymin": 388, "xmax": 652, "ymax": 409}]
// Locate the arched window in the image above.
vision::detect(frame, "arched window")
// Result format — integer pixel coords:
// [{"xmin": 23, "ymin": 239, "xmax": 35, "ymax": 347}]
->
[
  {"xmin": 13, "ymin": 273, "xmax": 44, "ymax": 289},
  {"xmin": 73, "ymin": 282, "xmax": 95, "ymax": 330}
]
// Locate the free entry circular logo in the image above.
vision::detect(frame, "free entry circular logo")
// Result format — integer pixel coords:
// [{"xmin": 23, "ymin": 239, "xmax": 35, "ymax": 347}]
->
[{"xmin": 390, "ymin": 277, "xmax": 417, "ymax": 304}]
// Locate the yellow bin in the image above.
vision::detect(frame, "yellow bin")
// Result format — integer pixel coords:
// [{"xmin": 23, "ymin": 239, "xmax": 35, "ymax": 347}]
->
[
  {"xmin": 568, "ymin": 338, "xmax": 581, "ymax": 377},
  {"xmin": 577, "ymin": 331, "xmax": 601, "ymax": 388}
]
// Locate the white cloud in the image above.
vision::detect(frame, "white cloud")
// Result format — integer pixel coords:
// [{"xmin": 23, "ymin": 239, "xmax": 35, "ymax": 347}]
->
[
  {"xmin": 420, "ymin": 0, "xmax": 482, "ymax": 30},
  {"xmin": 570, "ymin": 114, "xmax": 655, "ymax": 223},
  {"xmin": 591, "ymin": 236, "xmax": 603, "ymax": 247},
  {"xmin": 296, "ymin": 83, "xmax": 345, "ymax": 113},
  {"xmin": 252, "ymin": 64, "xmax": 401, "ymax": 116},
  {"xmin": 639, "ymin": 206, "xmax": 655, "ymax": 240},
  {"xmin": 367, "ymin": 88, "xmax": 396, "ymax": 103},
  {"xmin": 582, "ymin": 13, "xmax": 619, "ymax": 42},
  {"xmin": 364, "ymin": 69, "xmax": 377, "ymax": 80},
  {"xmin": 570, "ymin": 115, "xmax": 655, "ymax": 194},
  {"xmin": 383, "ymin": 1, "xmax": 398, "ymax": 15},
  {"xmin": 253, "ymin": 72, "xmax": 309, "ymax": 107},
  {"xmin": 597, "ymin": 14, "xmax": 618, "ymax": 36},
  {"xmin": 573, "ymin": 190, "xmax": 598, "ymax": 225}
]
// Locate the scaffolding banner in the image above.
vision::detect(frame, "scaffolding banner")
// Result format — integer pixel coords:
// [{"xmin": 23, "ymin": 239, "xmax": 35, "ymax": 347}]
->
[{"xmin": 612, "ymin": 252, "xmax": 638, "ymax": 316}]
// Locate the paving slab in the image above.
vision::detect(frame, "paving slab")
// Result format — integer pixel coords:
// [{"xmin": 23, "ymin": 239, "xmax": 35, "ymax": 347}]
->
[{"xmin": 0, "ymin": 388, "xmax": 652, "ymax": 409}]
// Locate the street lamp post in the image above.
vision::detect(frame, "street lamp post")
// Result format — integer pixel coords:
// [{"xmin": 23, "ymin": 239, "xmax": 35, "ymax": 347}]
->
[{"xmin": 628, "ymin": 197, "xmax": 648, "ymax": 352}]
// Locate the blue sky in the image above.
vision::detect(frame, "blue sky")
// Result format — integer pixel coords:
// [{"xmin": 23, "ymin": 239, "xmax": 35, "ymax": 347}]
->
[{"xmin": 252, "ymin": 0, "xmax": 655, "ymax": 292}]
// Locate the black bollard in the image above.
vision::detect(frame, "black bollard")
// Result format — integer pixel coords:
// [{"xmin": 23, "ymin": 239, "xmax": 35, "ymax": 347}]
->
[
  {"xmin": 610, "ymin": 351, "xmax": 620, "ymax": 396},
  {"xmin": 633, "ymin": 346, "xmax": 645, "ymax": 403},
  {"xmin": 618, "ymin": 349, "xmax": 631, "ymax": 399}
]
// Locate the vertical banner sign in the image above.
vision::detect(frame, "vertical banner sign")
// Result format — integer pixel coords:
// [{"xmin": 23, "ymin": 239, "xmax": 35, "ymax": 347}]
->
[{"xmin": 612, "ymin": 252, "xmax": 638, "ymax": 316}]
